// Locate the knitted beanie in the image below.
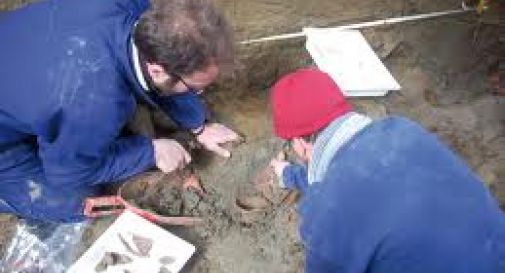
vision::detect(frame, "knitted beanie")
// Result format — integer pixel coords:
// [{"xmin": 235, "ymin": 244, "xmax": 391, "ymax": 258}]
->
[{"xmin": 271, "ymin": 68, "xmax": 351, "ymax": 139}]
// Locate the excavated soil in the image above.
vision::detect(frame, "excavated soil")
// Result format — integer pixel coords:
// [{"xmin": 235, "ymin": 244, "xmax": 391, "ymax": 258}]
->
[{"xmin": 1, "ymin": 1, "xmax": 504, "ymax": 272}]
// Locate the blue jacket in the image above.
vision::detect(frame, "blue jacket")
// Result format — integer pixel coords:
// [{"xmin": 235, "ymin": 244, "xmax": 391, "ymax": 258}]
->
[
  {"xmin": 283, "ymin": 117, "xmax": 505, "ymax": 273},
  {"xmin": 0, "ymin": 0, "xmax": 206, "ymax": 221}
]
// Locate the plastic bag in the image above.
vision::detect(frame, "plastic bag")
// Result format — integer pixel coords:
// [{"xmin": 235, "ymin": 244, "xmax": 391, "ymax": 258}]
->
[{"xmin": 0, "ymin": 219, "xmax": 89, "ymax": 273}]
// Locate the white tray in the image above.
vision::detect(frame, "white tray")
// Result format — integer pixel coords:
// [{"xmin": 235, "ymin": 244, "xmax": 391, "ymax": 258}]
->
[
  {"xmin": 305, "ymin": 28, "xmax": 401, "ymax": 97},
  {"xmin": 68, "ymin": 210, "xmax": 196, "ymax": 273}
]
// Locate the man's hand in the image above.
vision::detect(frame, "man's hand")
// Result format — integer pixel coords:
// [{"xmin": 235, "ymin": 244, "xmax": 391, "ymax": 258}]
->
[
  {"xmin": 196, "ymin": 123, "xmax": 240, "ymax": 158},
  {"xmin": 152, "ymin": 139, "xmax": 191, "ymax": 173}
]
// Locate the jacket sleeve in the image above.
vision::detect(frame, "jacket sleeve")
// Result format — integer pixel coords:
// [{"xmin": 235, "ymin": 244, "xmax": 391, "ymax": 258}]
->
[
  {"xmin": 297, "ymin": 159, "xmax": 384, "ymax": 273},
  {"xmin": 282, "ymin": 163, "xmax": 309, "ymax": 193},
  {"xmin": 37, "ymin": 95, "xmax": 155, "ymax": 186},
  {"xmin": 151, "ymin": 91, "xmax": 208, "ymax": 130},
  {"xmin": 305, "ymin": 249, "xmax": 344, "ymax": 273}
]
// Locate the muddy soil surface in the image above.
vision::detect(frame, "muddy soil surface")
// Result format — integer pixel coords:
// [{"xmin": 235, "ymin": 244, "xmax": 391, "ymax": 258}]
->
[{"xmin": 1, "ymin": 1, "xmax": 504, "ymax": 273}]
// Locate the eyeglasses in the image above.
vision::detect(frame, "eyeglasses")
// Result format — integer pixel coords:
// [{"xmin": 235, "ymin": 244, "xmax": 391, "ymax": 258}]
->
[{"xmin": 170, "ymin": 73, "xmax": 204, "ymax": 95}]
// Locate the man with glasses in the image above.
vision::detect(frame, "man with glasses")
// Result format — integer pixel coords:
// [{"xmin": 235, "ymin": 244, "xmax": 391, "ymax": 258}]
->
[{"xmin": 0, "ymin": 0, "xmax": 237, "ymax": 222}]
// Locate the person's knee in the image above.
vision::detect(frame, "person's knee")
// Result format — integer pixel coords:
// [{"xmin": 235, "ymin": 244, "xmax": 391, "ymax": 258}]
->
[{"xmin": 30, "ymin": 184, "xmax": 100, "ymax": 222}]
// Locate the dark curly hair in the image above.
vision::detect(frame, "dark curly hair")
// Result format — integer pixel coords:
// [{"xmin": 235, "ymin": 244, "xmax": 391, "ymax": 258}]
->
[{"xmin": 134, "ymin": 0, "xmax": 233, "ymax": 76}]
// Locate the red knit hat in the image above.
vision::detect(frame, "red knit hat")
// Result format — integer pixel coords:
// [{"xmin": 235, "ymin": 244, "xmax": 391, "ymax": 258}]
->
[{"xmin": 271, "ymin": 68, "xmax": 351, "ymax": 139}]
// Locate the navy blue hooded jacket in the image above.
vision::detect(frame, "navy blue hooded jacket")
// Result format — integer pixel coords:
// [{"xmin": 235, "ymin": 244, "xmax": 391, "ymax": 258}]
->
[
  {"xmin": 0, "ymin": 0, "xmax": 206, "ymax": 221},
  {"xmin": 283, "ymin": 117, "xmax": 505, "ymax": 273}
]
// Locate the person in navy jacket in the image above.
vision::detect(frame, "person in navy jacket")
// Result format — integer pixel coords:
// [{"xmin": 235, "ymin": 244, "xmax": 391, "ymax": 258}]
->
[
  {"xmin": 269, "ymin": 68, "xmax": 505, "ymax": 273},
  {"xmin": 0, "ymin": 0, "xmax": 238, "ymax": 222}
]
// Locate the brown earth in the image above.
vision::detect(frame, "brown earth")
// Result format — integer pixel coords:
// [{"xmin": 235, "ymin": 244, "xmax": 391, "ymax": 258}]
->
[{"xmin": 1, "ymin": 1, "xmax": 504, "ymax": 273}]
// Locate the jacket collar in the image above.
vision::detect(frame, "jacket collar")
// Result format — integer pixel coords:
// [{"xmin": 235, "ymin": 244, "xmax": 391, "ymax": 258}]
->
[
  {"xmin": 130, "ymin": 37, "xmax": 150, "ymax": 91},
  {"xmin": 308, "ymin": 112, "xmax": 372, "ymax": 184}
]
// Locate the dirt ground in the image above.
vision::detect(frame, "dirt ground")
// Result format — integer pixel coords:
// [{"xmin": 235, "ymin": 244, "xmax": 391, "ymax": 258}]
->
[{"xmin": 1, "ymin": 1, "xmax": 504, "ymax": 273}]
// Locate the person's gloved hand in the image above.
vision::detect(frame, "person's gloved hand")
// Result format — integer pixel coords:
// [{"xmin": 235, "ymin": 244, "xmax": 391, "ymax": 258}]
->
[
  {"xmin": 196, "ymin": 123, "xmax": 240, "ymax": 158},
  {"xmin": 152, "ymin": 139, "xmax": 191, "ymax": 173}
]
